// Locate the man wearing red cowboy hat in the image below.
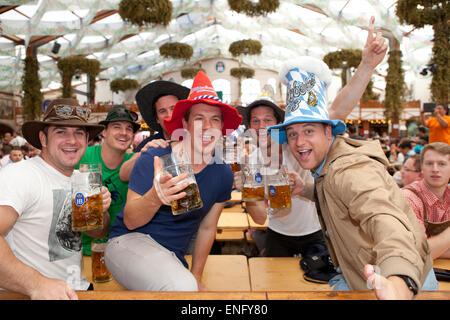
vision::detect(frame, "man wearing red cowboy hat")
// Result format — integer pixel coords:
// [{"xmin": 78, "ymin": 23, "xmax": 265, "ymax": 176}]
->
[
  {"xmin": 0, "ymin": 98, "xmax": 112, "ymax": 299},
  {"xmin": 105, "ymin": 72, "xmax": 242, "ymax": 291}
]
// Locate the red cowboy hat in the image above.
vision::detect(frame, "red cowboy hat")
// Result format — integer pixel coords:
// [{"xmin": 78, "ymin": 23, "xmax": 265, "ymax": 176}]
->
[{"xmin": 163, "ymin": 71, "xmax": 242, "ymax": 136}]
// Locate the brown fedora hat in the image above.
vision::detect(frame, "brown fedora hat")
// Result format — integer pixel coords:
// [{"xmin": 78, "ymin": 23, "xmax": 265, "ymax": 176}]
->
[{"xmin": 22, "ymin": 98, "xmax": 104, "ymax": 149}]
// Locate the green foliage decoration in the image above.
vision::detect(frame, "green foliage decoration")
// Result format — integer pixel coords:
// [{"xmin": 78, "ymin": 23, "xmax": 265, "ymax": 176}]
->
[
  {"xmin": 181, "ymin": 67, "xmax": 205, "ymax": 79},
  {"xmin": 118, "ymin": 0, "xmax": 173, "ymax": 27},
  {"xmin": 110, "ymin": 78, "xmax": 140, "ymax": 93},
  {"xmin": 230, "ymin": 67, "xmax": 255, "ymax": 79},
  {"xmin": 57, "ymin": 56, "xmax": 100, "ymax": 100},
  {"xmin": 396, "ymin": 0, "xmax": 448, "ymax": 105},
  {"xmin": 159, "ymin": 42, "xmax": 193, "ymax": 60},
  {"xmin": 229, "ymin": 39, "xmax": 262, "ymax": 57},
  {"xmin": 228, "ymin": 0, "xmax": 279, "ymax": 17},
  {"xmin": 21, "ymin": 56, "xmax": 43, "ymax": 121},
  {"xmin": 384, "ymin": 50, "xmax": 405, "ymax": 122}
]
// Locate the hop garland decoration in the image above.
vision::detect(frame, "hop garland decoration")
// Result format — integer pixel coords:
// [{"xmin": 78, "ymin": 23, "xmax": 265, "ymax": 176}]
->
[
  {"xmin": 118, "ymin": 0, "xmax": 173, "ymax": 27},
  {"xmin": 323, "ymin": 49, "xmax": 362, "ymax": 87},
  {"xmin": 396, "ymin": 0, "xmax": 448, "ymax": 105},
  {"xmin": 230, "ymin": 67, "xmax": 255, "ymax": 79},
  {"xmin": 181, "ymin": 67, "xmax": 205, "ymax": 79},
  {"xmin": 229, "ymin": 39, "xmax": 262, "ymax": 57},
  {"xmin": 57, "ymin": 56, "xmax": 100, "ymax": 100},
  {"xmin": 21, "ymin": 56, "xmax": 43, "ymax": 121},
  {"xmin": 159, "ymin": 42, "xmax": 193, "ymax": 60},
  {"xmin": 384, "ymin": 50, "xmax": 405, "ymax": 123},
  {"xmin": 110, "ymin": 78, "xmax": 140, "ymax": 93},
  {"xmin": 228, "ymin": 0, "xmax": 279, "ymax": 17}
]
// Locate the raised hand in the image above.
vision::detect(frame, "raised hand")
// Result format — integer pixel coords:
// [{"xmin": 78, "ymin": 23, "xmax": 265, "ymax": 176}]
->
[{"xmin": 361, "ymin": 16, "xmax": 388, "ymax": 69}]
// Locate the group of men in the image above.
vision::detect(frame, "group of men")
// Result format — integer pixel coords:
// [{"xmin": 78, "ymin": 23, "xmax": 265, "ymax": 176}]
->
[{"xmin": 0, "ymin": 17, "xmax": 447, "ymax": 300}]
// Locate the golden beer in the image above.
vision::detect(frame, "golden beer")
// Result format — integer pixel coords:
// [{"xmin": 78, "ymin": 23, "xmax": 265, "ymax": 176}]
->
[
  {"xmin": 91, "ymin": 244, "xmax": 112, "ymax": 283},
  {"xmin": 242, "ymin": 186, "xmax": 265, "ymax": 201},
  {"xmin": 230, "ymin": 163, "xmax": 241, "ymax": 174},
  {"xmin": 268, "ymin": 184, "xmax": 292, "ymax": 209},
  {"xmin": 72, "ymin": 193, "xmax": 103, "ymax": 231},
  {"xmin": 171, "ymin": 182, "xmax": 203, "ymax": 215}
]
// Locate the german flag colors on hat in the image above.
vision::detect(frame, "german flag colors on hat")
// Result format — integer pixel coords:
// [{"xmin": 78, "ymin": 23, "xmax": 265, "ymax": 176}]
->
[{"xmin": 163, "ymin": 71, "xmax": 242, "ymax": 136}]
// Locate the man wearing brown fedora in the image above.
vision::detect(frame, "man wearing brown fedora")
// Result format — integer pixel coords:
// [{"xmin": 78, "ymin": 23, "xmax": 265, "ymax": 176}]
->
[{"xmin": 0, "ymin": 98, "xmax": 111, "ymax": 299}]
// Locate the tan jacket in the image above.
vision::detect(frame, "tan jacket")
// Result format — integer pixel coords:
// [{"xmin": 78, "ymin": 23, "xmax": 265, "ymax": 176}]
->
[{"xmin": 304, "ymin": 136, "xmax": 432, "ymax": 291}]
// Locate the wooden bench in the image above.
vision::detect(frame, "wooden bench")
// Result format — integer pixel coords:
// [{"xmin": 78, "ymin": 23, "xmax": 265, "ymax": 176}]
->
[
  {"xmin": 185, "ymin": 255, "xmax": 251, "ymax": 291},
  {"xmin": 215, "ymin": 230, "xmax": 245, "ymax": 241},
  {"xmin": 434, "ymin": 258, "xmax": 450, "ymax": 291},
  {"xmin": 248, "ymin": 257, "xmax": 330, "ymax": 292},
  {"xmin": 217, "ymin": 211, "xmax": 249, "ymax": 231}
]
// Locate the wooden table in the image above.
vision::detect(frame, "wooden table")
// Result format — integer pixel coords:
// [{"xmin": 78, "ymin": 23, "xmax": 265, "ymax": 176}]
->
[
  {"xmin": 2, "ymin": 290, "xmax": 448, "ymax": 300},
  {"xmin": 248, "ymin": 257, "xmax": 330, "ymax": 292},
  {"xmin": 185, "ymin": 255, "xmax": 251, "ymax": 291},
  {"xmin": 217, "ymin": 211, "xmax": 249, "ymax": 231}
]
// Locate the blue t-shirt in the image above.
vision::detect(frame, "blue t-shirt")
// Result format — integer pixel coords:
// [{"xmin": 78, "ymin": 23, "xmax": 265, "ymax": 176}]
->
[{"xmin": 109, "ymin": 146, "xmax": 233, "ymax": 267}]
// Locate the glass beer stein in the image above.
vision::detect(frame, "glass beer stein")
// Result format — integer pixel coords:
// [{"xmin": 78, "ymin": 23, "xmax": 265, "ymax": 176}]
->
[
  {"xmin": 266, "ymin": 166, "xmax": 292, "ymax": 216},
  {"xmin": 156, "ymin": 150, "xmax": 203, "ymax": 215},
  {"xmin": 71, "ymin": 163, "xmax": 103, "ymax": 231},
  {"xmin": 241, "ymin": 164, "xmax": 265, "ymax": 201}
]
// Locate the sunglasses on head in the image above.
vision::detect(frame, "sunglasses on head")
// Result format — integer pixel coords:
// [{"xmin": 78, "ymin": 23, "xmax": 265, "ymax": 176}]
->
[
  {"xmin": 110, "ymin": 107, "xmax": 138, "ymax": 122},
  {"xmin": 52, "ymin": 105, "xmax": 91, "ymax": 120}
]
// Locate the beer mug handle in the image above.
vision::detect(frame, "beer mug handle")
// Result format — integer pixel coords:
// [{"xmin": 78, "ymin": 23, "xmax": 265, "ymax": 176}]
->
[{"xmin": 154, "ymin": 173, "xmax": 173, "ymax": 206}]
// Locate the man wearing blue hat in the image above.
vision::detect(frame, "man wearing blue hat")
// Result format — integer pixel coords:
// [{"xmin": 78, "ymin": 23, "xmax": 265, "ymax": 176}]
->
[{"xmin": 268, "ymin": 57, "xmax": 438, "ymax": 299}]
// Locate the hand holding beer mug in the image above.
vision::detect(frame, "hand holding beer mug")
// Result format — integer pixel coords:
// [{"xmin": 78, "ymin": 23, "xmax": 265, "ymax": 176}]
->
[
  {"xmin": 72, "ymin": 163, "xmax": 103, "ymax": 231},
  {"xmin": 241, "ymin": 164, "xmax": 265, "ymax": 201},
  {"xmin": 154, "ymin": 151, "xmax": 203, "ymax": 215},
  {"xmin": 266, "ymin": 166, "xmax": 292, "ymax": 217},
  {"xmin": 224, "ymin": 144, "xmax": 241, "ymax": 174}
]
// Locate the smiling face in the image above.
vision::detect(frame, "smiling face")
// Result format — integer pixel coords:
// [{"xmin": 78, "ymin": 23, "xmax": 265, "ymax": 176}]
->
[
  {"xmin": 286, "ymin": 122, "xmax": 333, "ymax": 171},
  {"xmin": 39, "ymin": 125, "xmax": 88, "ymax": 176},
  {"xmin": 421, "ymin": 149, "xmax": 450, "ymax": 190},
  {"xmin": 182, "ymin": 103, "xmax": 223, "ymax": 161},
  {"xmin": 102, "ymin": 121, "xmax": 135, "ymax": 152},
  {"xmin": 249, "ymin": 106, "xmax": 278, "ymax": 150},
  {"xmin": 155, "ymin": 95, "xmax": 179, "ymax": 139}
]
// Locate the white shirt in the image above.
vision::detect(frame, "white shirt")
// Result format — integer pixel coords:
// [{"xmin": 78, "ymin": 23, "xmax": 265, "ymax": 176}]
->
[{"xmin": 0, "ymin": 157, "xmax": 89, "ymax": 290}]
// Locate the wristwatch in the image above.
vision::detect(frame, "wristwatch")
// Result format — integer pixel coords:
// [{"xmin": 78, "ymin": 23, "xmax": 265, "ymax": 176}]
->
[{"xmin": 395, "ymin": 275, "xmax": 418, "ymax": 296}]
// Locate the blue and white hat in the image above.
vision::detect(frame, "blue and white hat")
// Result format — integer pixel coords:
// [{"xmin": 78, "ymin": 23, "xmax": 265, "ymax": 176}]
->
[{"xmin": 268, "ymin": 57, "xmax": 346, "ymax": 144}]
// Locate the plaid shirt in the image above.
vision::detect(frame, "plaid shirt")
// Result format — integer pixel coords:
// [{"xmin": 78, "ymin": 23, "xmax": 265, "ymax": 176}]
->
[{"xmin": 402, "ymin": 180, "xmax": 450, "ymax": 236}]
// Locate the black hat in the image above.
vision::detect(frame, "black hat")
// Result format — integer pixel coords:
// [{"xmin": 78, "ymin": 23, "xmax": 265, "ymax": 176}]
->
[
  {"xmin": 237, "ymin": 98, "xmax": 285, "ymax": 129},
  {"xmin": 99, "ymin": 105, "xmax": 140, "ymax": 133},
  {"xmin": 135, "ymin": 80, "xmax": 190, "ymax": 132}
]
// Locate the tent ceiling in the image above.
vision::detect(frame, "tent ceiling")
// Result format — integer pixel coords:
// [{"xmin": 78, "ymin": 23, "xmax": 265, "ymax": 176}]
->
[{"xmin": 0, "ymin": 0, "xmax": 433, "ymax": 96}]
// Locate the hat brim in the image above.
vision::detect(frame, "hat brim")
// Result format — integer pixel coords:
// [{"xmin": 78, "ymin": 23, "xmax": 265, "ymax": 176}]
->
[
  {"xmin": 99, "ymin": 119, "xmax": 140, "ymax": 133},
  {"xmin": 164, "ymin": 98, "xmax": 243, "ymax": 136},
  {"xmin": 22, "ymin": 120, "xmax": 104, "ymax": 150},
  {"xmin": 241, "ymin": 99, "xmax": 285, "ymax": 128},
  {"xmin": 135, "ymin": 81, "xmax": 190, "ymax": 132},
  {"xmin": 268, "ymin": 118, "xmax": 346, "ymax": 144}
]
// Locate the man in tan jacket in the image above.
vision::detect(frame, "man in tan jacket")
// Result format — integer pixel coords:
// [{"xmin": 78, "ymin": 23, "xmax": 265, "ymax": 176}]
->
[{"xmin": 268, "ymin": 57, "xmax": 438, "ymax": 299}]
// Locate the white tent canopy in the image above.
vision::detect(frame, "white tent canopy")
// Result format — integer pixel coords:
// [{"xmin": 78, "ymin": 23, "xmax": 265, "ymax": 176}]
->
[{"xmin": 0, "ymin": 0, "xmax": 434, "ymax": 98}]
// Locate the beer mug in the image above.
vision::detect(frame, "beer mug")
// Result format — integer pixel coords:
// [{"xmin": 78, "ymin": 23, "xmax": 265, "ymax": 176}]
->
[
  {"xmin": 224, "ymin": 145, "xmax": 241, "ymax": 174},
  {"xmin": 91, "ymin": 239, "xmax": 112, "ymax": 283},
  {"xmin": 241, "ymin": 164, "xmax": 265, "ymax": 201},
  {"xmin": 156, "ymin": 151, "xmax": 203, "ymax": 215},
  {"xmin": 71, "ymin": 163, "xmax": 103, "ymax": 231},
  {"xmin": 266, "ymin": 166, "xmax": 292, "ymax": 216}
]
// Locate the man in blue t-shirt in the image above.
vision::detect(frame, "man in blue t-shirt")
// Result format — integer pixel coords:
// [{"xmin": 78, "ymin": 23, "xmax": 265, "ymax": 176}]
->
[{"xmin": 106, "ymin": 71, "xmax": 243, "ymax": 291}]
